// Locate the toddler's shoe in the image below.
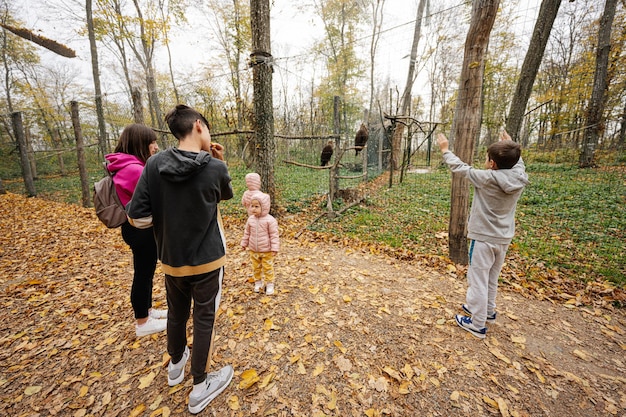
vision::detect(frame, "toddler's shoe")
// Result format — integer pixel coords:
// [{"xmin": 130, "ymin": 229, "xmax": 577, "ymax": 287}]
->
[
  {"xmin": 455, "ymin": 314, "xmax": 487, "ymax": 339},
  {"xmin": 254, "ymin": 281, "xmax": 264, "ymax": 293},
  {"xmin": 462, "ymin": 304, "xmax": 496, "ymax": 323},
  {"xmin": 265, "ymin": 283, "xmax": 275, "ymax": 295}
]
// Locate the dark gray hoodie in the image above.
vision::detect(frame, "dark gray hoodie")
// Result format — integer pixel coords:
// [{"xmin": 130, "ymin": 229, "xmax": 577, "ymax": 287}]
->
[
  {"xmin": 127, "ymin": 148, "xmax": 233, "ymax": 277},
  {"xmin": 442, "ymin": 151, "xmax": 529, "ymax": 245}
]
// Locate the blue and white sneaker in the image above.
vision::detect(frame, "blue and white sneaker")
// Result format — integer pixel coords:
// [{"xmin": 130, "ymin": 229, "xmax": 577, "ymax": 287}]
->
[
  {"xmin": 455, "ymin": 315, "xmax": 487, "ymax": 339},
  {"xmin": 462, "ymin": 304, "xmax": 497, "ymax": 323}
]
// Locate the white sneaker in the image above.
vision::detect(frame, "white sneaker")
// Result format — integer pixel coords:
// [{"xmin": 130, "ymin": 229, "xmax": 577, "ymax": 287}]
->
[
  {"xmin": 188, "ymin": 365, "xmax": 234, "ymax": 414},
  {"xmin": 149, "ymin": 308, "xmax": 168, "ymax": 319},
  {"xmin": 265, "ymin": 283, "xmax": 275, "ymax": 295},
  {"xmin": 135, "ymin": 317, "xmax": 166, "ymax": 337},
  {"xmin": 168, "ymin": 345, "xmax": 190, "ymax": 386},
  {"xmin": 254, "ymin": 281, "xmax": 264, "ymax": 293}
]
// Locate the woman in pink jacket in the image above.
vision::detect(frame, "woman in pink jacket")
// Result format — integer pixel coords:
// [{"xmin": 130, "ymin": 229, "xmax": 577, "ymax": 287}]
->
[
  {"xmin": 105, "ymin": 124, "xmax": 167, "ymax": 337},
  {"xmin": 240, "ymin": 191, "xmax": 280, "ymax": 295}
]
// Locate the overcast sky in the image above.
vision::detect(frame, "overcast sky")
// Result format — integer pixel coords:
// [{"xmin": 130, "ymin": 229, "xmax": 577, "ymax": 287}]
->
[{"xmin": 12, "ymin": 0, "xmax": 542, "ymax": 105}]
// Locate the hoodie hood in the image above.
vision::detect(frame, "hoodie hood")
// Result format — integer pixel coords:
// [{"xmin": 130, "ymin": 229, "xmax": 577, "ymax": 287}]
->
[
  {"xmin": 249, "ymin": 190, "xmax": 271, "ymax": 216},
  {"xmin": 156, "ymin": 148, "xmax": 212, "ymax": 183},
  {"xmin": 245, "ymin": 172, "xmax": 261, "ymax": 191},
  {"xmin": 105, "ymin": 152, "xmax": 144, "ymax": 173},
  {"xmin": 492, "ymin": 166, "xmax": 529, "ymax": 194}
]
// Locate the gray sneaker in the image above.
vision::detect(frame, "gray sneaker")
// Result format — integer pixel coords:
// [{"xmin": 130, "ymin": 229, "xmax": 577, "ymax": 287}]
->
[
  {"xmin": 167, "ymin": 346, "xmax": 189, "ymax": 386},
  {"xmin": 188, "ymin": 365, "xmax": 234, "ymax": 414}
]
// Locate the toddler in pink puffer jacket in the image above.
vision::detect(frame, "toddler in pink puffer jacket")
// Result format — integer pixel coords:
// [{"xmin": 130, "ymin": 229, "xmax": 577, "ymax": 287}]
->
[
  {"xmin": 241, "ymin": 190, "xmax": 280, "ymax": 295},
  {"xmin": 241, "ymin": 172, "xmax": 261, "ymax": 214}
]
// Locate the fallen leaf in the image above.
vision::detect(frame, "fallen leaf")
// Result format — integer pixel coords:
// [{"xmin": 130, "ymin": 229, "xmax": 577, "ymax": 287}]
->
[
  {"xmin": 228, "ymin": 395, "xmax": 240, "ymax": 410},
  {"xmin": 24, "ymin": 386, "xmax": 42, "ymax": 396},
  {"xmin": 239, "ymin": 369, "xmax": 260, "ymax": 389},
  {"xmin": 138, "ymin": 372, "xmax": 156, "ymax": 389},
  {"xmin": 313, "ymin": 364, "xmax": 324, "ymax": 376}
]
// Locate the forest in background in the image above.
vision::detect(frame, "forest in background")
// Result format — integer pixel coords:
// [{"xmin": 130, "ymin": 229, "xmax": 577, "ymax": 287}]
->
[{"xmin": 0, "ymin": 0, "xmax": 624, "ymax": 164}]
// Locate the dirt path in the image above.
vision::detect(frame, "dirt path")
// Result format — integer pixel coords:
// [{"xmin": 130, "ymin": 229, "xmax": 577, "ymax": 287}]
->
[{"xmin": 0, "ymin": 192, "xmax": 624, "ymax": 416}]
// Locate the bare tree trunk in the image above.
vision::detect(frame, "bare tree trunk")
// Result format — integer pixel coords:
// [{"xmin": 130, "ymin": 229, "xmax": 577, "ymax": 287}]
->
[
  {"xmin": 391, "ymin": 0, "xmax": 426, "ymax": 171},
  {"xmin": 70, "ymin": 102, "xmax": 91, "ymax": 208},
  {"xmin": 618, "ymin": 98, "xmax": 626, "ymax": 151},
  {"xmin": 579, "ymin": 0, "xmax": 618, "ymax": 168},
  {"xmin": 448, "ymin": 0, "xmax": 500, "ymax": 264},
  {"xmin": 86, "ymin": 0, "xmax": 109, "ymax": 157},
  {"xmin": 250, "ymin": 0, "xmax": 276, "ymax": 211},
  {"xmin": 12, "ymin": 112, "xmax": 36, "ymax": 197},
  {"xmin": 159, "ymin": 3, "xmax": 179, "ymax": 103},
  {"xmin": 132, "ymin": 88, "xmax": 144, "ymax": 124},
  {"xmin": 368, "ymin": 0, "xmax": 386, "ymax": 123},
  {"xmin": 25, "ymin": 126, "xmax": 37, "ymax": 179},
  {"xmin": 506, "ymin": 0, "xmax": 561, "ymax": 142},
  {"xmin": 131, "ymin": 0, "xmax": 167, "ymax": 147}
]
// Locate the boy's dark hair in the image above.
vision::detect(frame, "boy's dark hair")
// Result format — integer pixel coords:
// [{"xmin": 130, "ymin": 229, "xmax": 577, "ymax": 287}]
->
[
  {"xmin": 487, "ymin": 140, "xmax": 521, "ymax": 169},
  {"xmin": 114, "ymin": 123, "xmax": 157, "ymax": 164},
  {"xmin": 164, "ymin": 104, "xmax": 210, "ymax": 140}
]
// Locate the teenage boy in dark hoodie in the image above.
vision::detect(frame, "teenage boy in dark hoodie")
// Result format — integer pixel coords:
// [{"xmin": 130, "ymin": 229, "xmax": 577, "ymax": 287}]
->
[
  {"xmin": 127, "ymin": 104, "xmax": 234, "ymax": 414},
  {"xmin": 437, "ymin": 130, "xmax": 529, "ymax": 339}
]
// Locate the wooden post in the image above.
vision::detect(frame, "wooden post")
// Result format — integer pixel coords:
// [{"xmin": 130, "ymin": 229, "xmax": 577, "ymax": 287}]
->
[
  {"xmin": 70, "ymin": 101, "xmax": 92, "ymax": 208},
  {"xmin": 332, "ymin": 96, "xmax": 340, "ymax": 199},
  {"xmin": 12, "ymin": 112, "xmax": 36, "ymax": 197}
]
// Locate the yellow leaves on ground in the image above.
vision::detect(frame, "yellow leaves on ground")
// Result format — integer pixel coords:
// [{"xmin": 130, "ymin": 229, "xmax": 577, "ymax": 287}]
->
[
  {"xmin": 238, "ymin": 369, "xmax": 260, "ymax": 389},
  {"xmin": 24, "ymin": 386, "xmax": 42, "ymax": 396},
  {"xmin": 228, "ymin": 395, "xmax": 240, "ymax": 410},
  {"xmin": 138, "ymin": 372, "xmax": 156, "ymax": 389},
  {"xmin": 129, "ymin": 404, "xmax": 146, "ymax": 417},
  {"xmin": 312, "ymin": 364, "xmax": 324, "ymax": 377}
]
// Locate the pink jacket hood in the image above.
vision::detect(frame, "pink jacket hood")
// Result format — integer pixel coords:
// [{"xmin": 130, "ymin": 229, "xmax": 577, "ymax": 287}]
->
[
  {"xmin": 105, "ymin": 153, "xmax": 145, "ymax": 206},
  {"xmin": 241, "ymin": 172, "xmax": 262, "ymax": 209}
]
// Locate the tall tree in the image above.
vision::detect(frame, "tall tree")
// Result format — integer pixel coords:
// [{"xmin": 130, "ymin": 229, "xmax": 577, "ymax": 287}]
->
[
  {"xmin": 204, "ymin": 0, "xmax": 251, "ymax": 156},
  {"xmin": 86, "ymin": 0, "xmax": 109, "ymax": 157},
  {"xmin": 579, "ymin": 0, "xmax": 618, "ymax": 167},
  {"xmin": 250, "ymin": 0, "xmax": 276, "ymax": 208},
  {"xmin": 505, "ymin": 0, "xmax": 562, "ymax": 142},
  {"xmin": 367, "ymin": 0, "xmax": 385, "ymax": 122},
  {"xmin": 311, "ymin": 0, "xmax": 366, "ymax": 134},
  {"xmin": 391, "ymin": 0, "xmax": 427, "ymax": 171},
  {"xmin": 447, "ymin": 0, "xmax": 500, "ymax": 264}
]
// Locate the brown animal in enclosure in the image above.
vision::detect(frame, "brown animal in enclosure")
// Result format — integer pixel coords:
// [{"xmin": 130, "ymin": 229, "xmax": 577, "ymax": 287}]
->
[
  {"xmin": 355, "ymin": 124, "xmax": 368, "ymax": 156},
  {"xmin": 320, "ymin": 140, "xmax": 334, "ymax": 166}
]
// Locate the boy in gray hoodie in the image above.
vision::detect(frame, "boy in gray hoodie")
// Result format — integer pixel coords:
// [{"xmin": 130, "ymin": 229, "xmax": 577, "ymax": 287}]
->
[{"xmin": 437, "ymin": 130, "xmax": 529, "ymax": 339}]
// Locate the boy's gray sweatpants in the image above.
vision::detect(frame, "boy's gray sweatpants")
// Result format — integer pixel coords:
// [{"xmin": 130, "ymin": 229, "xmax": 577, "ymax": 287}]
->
[{"xmin": 466, "ymin": 240, "xmax": 509, "ymax": 328}]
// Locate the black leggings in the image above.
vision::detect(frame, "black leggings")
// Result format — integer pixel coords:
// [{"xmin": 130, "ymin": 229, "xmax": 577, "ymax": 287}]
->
[{"xmin": 121, "ymin": 222, "xmax": 158, "ymax": 319}]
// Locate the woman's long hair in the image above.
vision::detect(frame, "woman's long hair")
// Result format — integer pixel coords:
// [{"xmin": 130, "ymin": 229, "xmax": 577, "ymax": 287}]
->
[{"xmin": 114, "ymin": 124, "xmax": 157, "ymax": 164}]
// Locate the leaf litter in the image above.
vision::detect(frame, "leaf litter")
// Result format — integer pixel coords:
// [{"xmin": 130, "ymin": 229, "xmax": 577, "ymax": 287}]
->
[{"xmin": 0, "ymin": 192, "xmax": 625, "ymax": 416}]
